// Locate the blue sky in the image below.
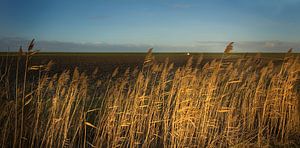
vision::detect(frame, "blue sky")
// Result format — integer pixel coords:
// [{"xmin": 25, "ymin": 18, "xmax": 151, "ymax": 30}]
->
[{"xmin": 1, "ymin": 0, "xmax": 300, "ymax": 52}]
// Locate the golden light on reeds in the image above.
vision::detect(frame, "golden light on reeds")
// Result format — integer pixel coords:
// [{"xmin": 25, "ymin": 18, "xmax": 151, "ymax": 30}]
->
[
  {"xmin": 0, "ymin": 40, "xmax": 299, "ymax": 147},
  {"xmin": 224, "ymin": 42, "xmax": 234, "ymax": 53},
  {"xmin": 143, "ymin": 47, "xmax": 154, "ymax": 67}
]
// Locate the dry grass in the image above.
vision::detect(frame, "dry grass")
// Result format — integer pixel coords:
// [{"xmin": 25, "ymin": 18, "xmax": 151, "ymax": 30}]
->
[{"xmin": 0, "ymin": 41, "xmax": 299, "ymax": 147}]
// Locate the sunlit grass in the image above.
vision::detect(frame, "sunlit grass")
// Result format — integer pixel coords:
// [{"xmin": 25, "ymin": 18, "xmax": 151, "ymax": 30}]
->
[{"xmin": 0, "ymin": 41, "xmax": 299, "ymax": 147}]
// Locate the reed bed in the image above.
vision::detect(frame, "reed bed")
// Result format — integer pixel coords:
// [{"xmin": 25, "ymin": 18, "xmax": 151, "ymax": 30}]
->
[{"xmin": 0, "ymin": 40, "xmax": 299, "ymax": 147}]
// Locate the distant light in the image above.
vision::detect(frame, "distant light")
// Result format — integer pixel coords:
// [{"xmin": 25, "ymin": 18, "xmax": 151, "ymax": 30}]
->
[{"xmin": 187, "ymin": 52, "xmax": 190, "ymax": 56}]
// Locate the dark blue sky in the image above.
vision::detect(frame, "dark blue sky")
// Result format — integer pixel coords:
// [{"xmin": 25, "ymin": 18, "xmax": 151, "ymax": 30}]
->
[{"xmin": 1, "ymin": 0, "xmax": 300, "ymax": 52}]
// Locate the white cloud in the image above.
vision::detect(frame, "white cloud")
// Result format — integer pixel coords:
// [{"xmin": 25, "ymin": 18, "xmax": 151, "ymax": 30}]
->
[
  {"xmin": 196, "ymin": 41, "xmax": 300, "ymax": 52},
  {"xmin": 264, "ymin": 42, "xmax": 276, "ymax": 48},
  {"xmin": 0, "ymin": 37, "xmax": 299, "ymax": 53}
]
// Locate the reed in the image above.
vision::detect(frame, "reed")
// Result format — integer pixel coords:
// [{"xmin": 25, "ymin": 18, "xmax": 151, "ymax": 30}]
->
[{"xmin": 0, "ymin": 41, "xmax": 299, "ymax": 147}]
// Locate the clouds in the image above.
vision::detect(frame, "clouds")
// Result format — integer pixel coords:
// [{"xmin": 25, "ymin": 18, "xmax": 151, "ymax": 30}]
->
[
  {"xmin": 235, "ymin": 41, "xmax": 300, "ymax": 52},
  {"xmin": 0, "ymin": 37, "xmax": 151, "ymax": 52},
  {"xmin": 0, "ymin": 37, "xmax": 299, "ymax": 53},
  {"xmin": 196, "ymin": 41, "xmax": 300, "ymax": 52}
]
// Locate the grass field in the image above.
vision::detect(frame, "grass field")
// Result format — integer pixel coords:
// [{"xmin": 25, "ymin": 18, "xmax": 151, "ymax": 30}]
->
[{"xmin": 0, "ymin": 43, "xmax": 299, "ymax": 147}]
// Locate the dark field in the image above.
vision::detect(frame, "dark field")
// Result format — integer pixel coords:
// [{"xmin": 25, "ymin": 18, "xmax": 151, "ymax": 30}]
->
[{"xmin": 1, "ymin": 52, "xmax": 296, "ymax": 75}]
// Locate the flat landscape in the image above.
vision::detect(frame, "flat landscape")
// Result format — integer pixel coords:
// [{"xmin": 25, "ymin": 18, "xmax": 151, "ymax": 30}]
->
[
  {"xmin": 0, "ymin": 49, "xmax": 299, "ymax": 147},
  {"xmin": 2, "ymin": 1, "xmax": 300, "ymax": 147}
]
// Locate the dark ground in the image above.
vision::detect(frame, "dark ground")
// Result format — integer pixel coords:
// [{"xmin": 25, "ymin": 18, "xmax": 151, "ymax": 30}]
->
[{"xmin": 0, "ymin": 52, "xmax": 298, "ymax": 81}]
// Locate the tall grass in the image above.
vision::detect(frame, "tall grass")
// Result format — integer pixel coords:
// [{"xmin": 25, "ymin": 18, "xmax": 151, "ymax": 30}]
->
[{"xmin": 0, "ymin": 41, "xmax": 299, "ymax": 147}]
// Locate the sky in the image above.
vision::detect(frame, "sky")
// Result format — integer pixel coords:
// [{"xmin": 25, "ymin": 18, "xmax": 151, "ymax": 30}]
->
[{"xmin": 1, "ymin": 0, "xmax": 300, "ymax": 52}]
